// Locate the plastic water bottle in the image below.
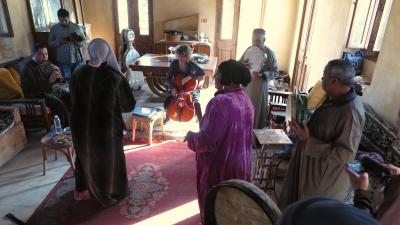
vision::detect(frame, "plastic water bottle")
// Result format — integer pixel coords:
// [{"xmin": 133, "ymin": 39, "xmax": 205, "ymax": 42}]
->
[
  {"xmin": 53, "ymin": 115, "xmax": 63, "ymax": 134},
  {"xmin": 200, "ymin": 32, "xmax": 204, "ymax": 42}
]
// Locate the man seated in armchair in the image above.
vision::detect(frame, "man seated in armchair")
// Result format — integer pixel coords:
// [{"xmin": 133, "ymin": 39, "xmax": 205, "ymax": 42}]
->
[{"xmin": 21, "ymin": 43, "xmax": 71, "ymax": 126}]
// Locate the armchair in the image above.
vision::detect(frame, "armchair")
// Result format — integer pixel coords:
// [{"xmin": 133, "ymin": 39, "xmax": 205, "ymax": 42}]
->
[
  {"xmin": 0, "ymin": 99, "xmax": 51, "ymax": 131},
  {"xmin": 0, "ymin": 58, "xmax": 52, "ymax": 131}
]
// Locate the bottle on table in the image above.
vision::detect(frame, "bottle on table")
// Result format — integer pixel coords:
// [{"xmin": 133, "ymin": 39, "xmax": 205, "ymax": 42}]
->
[{"xmin": 53, "ymin": 115, "xmax": 63, "ymax": 134}]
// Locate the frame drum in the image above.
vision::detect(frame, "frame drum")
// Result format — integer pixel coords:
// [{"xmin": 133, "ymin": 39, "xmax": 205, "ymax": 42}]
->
[
  {"xmin": 242, "ymin": 46, "xmax": 267, "ymax": 119},
  {"xmin": 204, "ymin": 179, "xmax": 281, "ymax": 225}
]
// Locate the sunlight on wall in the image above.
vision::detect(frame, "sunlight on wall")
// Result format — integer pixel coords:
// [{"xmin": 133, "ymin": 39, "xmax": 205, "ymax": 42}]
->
[
  {"xmin": 236, "ymin": 0, "xmax": 263, "ymax": 59},
  {"xmin": 262, "ymin": 0, "xmax": 299, "ymax": 72},
  {"xmin": 117, "ymin": 0, "xmax": 129, "ymax": 32},
  {"xmin": 236, "ymin": 0, "xmax": 298, "ymax": 72},
  {"xmin": 362, "ymin": 0, "xmax": 400, "ymax": 126},
  {"xmin": 132, "ymin": 200, "xmax": 199, "ymax": 225}
]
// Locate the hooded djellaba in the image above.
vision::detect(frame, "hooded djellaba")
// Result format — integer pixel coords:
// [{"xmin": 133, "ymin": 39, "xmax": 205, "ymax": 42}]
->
[{"xmin": 70, "ymin": 38, "xmax": 136, "ymax": 207}]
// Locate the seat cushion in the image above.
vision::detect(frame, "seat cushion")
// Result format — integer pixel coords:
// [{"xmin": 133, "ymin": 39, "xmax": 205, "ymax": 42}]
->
[
  {"xmin": 307, "ymin": 80, "xmax": 326, "ymax": 109},
  {"xmin": 0, "ymin": 68, "xmax": 24, "ymax": 100},
  {"xmin": 8, "ymin": 67, "xmax": 21, "ymax": 86}
]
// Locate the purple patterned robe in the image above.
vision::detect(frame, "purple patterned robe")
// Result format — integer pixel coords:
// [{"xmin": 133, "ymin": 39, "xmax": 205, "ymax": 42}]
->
[{"xmin": 186, "ymin": 87, "xmax": 254, "ymax": 220}]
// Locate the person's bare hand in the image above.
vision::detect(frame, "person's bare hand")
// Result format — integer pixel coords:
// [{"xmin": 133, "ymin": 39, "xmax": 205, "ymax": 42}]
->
[
  {"xmin": 171, "ymin": 88, "xmax": 177, "ymax": 97},
  {"xmin": 243, "ymin": 62, "xmax": 252, "ymax": 70},
  {"xmin": 345, "ymin": 167, "xmax": 369, "ymax": 191},
  {"xmin": 59, "ymin": 37, "xmax": 70, "ymax": 44},
  {"xmin": 49, "ymin": 70, "xmax": 62, "ymax": 84},
  {"xmin": 289, "ymin": 121, "xmax": 310, "ymax": 140},
  {"xmin": 383, "ymin": 164, "xmax": 400, "ymax": 175},
  {"xmin": 252, "ymin": 71, "xmax": 262, "ymax": 79},
  {"xmin": 50, "ymin": 64, "xmax": 60, "ymax": 72},
  {"xmin": 184, "ymin": 131, "xmax": 195, "ymax": 142}
]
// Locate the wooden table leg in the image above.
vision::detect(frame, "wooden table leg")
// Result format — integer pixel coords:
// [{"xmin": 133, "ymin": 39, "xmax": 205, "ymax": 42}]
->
[
  {"xmin": 252, "ymin": 144, "xmax": 267, "ymax": 181},
  {"xmin": 148, "ymin": 119, "xmax": 153, "ymax": 145},
  {"xmin": 68, "ymin": 147, "xmax": 75, "ymax": 171},
  {"xmin": 132, "ymin": 117, "xmax": 137, "ymax": 142},
  {"xmin": 42, "ymin": 146, "xmax": 47, "ymax": 176},
  {"xmin": 147, "ymin": 77, "xmax": 167, "ymax": 97},
  {"xmin": 160, "ymin": 117, "xmax": 164, "ymax": 141}
]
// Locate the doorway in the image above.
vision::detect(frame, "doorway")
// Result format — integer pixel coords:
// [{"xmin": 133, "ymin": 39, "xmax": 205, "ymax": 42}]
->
[
  {"xmin": 215, "ymin": 0, "xmax": 241, "ymax": 64},
  {"xmin": 291, "ymin": 0, "xmax": 317, "ymax": 92}
]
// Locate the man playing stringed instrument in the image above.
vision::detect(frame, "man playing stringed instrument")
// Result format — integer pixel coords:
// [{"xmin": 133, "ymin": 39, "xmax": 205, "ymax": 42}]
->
[
  {"xmin": 239, "ymin": 28, "xmax": 279, "ymax": 130},
  {"xmin": 164, "ymin": 44, "xmax": 205, "ymax": 122}
]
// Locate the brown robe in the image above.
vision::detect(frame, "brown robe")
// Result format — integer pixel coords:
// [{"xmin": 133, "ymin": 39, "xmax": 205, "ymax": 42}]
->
[
  {"xmin": 278, "ymin": 89, "xmax": 365, "ymax": 210},
  {"xmin": 70, "ymin": 64, "xmax": 135, "ymax": 207}
]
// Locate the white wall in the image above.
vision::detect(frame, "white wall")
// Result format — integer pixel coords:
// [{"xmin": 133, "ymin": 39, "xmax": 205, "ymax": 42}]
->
[
  {"xmin": 153, "ymin": 0, "xmax": 216, "ymax": 46},
  {"xmin": 362, "ymin": 0, "xmax": 400, "ymax": 126},
  {"xmin": 305, "ymin": 0, "xmax": 352, "ymax": 89},
  {"xmin": 236, "ymin": 0, "xmax": 299, "ymax": 73},
  {"xmin": 0, "ymin": 0, "xmax": 33, "ymax": 61},
  {"xmin": 262, "ymin": 0, "xmax": 299, "ymax": 72}
]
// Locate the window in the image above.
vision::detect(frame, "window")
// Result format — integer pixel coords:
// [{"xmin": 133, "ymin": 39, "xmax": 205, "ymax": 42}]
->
[
  {"xmin": 347, "ymin": 0, "xmax": 393, "ymax": 59},
  {"xmin": 373, "ymin": 0, "xmax": 393, "ymax": 51},
  {"xmin": 28, "ymin": 0, "xmax": 77, "ymax": 31},
  {"xmin": 63, "ymin": 0, "xmax": 77, "ymax": 23},
  {"xmin": 0, "ymin": 0, "xmax": 13, "ymax": 37},
  {"xmin": 29, "ymin": 0, "xmax": 62, "ymax": 30},
  {"xmin": 220, "ymin": 0, "xmax": 235, "ymax": 40},
  {"xmin": 117, "ymin": 0, "xmax": 129, "ymax": 32},
  {"xmin": 138, "ymin": 0, "xmax": 149, "ymax": 35}
]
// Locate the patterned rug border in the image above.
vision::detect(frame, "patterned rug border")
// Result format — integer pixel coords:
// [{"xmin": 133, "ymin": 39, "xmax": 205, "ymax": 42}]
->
[{"xmin": 27, "ymin": 140, "xmax": 189, "ymax": 224}]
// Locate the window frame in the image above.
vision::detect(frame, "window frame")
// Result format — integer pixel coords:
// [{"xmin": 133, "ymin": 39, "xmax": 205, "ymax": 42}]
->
[
  {"xmin": 26, "ymin": 0, "xmax": 78, "ymax": 32},
  {"xmin": 346, "ymin": 0, "xmax": 390, "ymax": 61},
  {"xmin": 113, "ymin": 0, "xmax": 154, "ymax": 56},
  {"xmin": 0, "ymin": 0, "xmax": 14, "ymax": 37},
  {"xmin": 137, "ymin": 0, "xmax": 150, "ymax": 36}
]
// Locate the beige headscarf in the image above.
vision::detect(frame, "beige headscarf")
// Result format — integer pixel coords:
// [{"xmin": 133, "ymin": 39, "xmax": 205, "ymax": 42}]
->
[{"xmin": 88, "ymin": 38, "xmax": 122, "ymax": 74}]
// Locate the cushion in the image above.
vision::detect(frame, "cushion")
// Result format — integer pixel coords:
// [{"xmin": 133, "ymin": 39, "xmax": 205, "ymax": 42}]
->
[
  {"xmin": 8, "ymin": 67, "xmax": 21, "ymax": 86},
  {"xmin": 307, "ymin": 80, "xmax": 326, "ymax": 109},
  {"xmin": 0, "ymin": 68, "xmax": 24, "ymax": 100}
]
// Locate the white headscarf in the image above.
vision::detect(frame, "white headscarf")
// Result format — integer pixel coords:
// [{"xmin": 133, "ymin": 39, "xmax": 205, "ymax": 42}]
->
[{"xmin": 88, "ymin": 38, "xmax": 122, "ymax": 74}]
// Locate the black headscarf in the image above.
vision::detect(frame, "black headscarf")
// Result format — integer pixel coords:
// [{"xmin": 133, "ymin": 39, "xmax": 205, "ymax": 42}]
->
[
  {"xmin": 218, "ymin": 59, "xmax": 251, "ymax": 87},
  {"xmin": 277, "ymin": 197, "xmax": 380, "ymax": 225}
]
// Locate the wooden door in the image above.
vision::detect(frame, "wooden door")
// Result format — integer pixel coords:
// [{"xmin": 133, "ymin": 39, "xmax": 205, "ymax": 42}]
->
[
  {"xmin": 291, "ymin": 0, "xmax": 317, "ymax": 92},
  {"xmin": 215, "ymin": 0, "xmax": 241, "ymax": 64},
  {"xmin": 130, "ymin": 0, "xmax": 153, "ymax": 55}
]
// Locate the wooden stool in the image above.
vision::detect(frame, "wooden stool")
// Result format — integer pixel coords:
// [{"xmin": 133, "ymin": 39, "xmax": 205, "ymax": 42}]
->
[
  {"xmin": 252, "ymin": 129, "xmax": 292, "ymax": 199},
  {"xmin": 41, "ymin": 130, "xmax": 75, "ymax": 176},
  {"xmin": 132, "ymin": 108, "xmax": 164, "ymax": 145}
]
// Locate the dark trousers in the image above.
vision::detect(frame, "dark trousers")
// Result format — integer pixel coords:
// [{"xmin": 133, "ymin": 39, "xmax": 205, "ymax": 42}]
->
[
  {"xmin": 59, "ymin": 63, "xmax": 81, "ymax": 80},
  {"xmin": 74, "ymin": 156, "xmax": 87, "ymax": 192},
  {"xmin": 43, "ymin": 88, "xmax": 71, "ymax": 127}
]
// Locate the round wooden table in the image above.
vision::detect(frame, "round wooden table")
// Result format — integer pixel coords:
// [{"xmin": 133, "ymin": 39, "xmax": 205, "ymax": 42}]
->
[{"xmin": 41, "ymin": 129, "xmax": 75, "ymax": 175}]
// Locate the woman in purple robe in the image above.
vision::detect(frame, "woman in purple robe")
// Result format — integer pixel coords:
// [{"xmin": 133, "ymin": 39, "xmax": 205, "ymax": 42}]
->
[{"xmin": 184, "ymin": 59, "xmax": 254, "ymax": 222}]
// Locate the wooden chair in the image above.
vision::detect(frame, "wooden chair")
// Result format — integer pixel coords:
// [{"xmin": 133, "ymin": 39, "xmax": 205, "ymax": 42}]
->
[
  {"xmin": 0, "ymin": 99, "xmax": 52, "ymax": 131},
  {"xmin": 0, "ymin": 58, "xmax": 52, "ymax": 131}
]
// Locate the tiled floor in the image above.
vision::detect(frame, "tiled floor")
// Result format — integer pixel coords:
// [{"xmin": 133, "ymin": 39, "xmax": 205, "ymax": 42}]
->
[{"xmin": 0, "ymin": 130, "xmax": 70, "ymax": 225}]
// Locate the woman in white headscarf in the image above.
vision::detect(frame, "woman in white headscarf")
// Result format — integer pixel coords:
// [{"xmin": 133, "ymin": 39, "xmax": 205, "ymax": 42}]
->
[{"xmin": 69, "ymin": 38, "xmax": 136, "ymax": 207}]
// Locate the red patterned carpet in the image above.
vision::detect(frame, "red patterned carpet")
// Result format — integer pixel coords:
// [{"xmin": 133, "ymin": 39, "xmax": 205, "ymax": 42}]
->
[{"xmin": 27, "ymin": 141, "xmax": 200, "ymax": 225}]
